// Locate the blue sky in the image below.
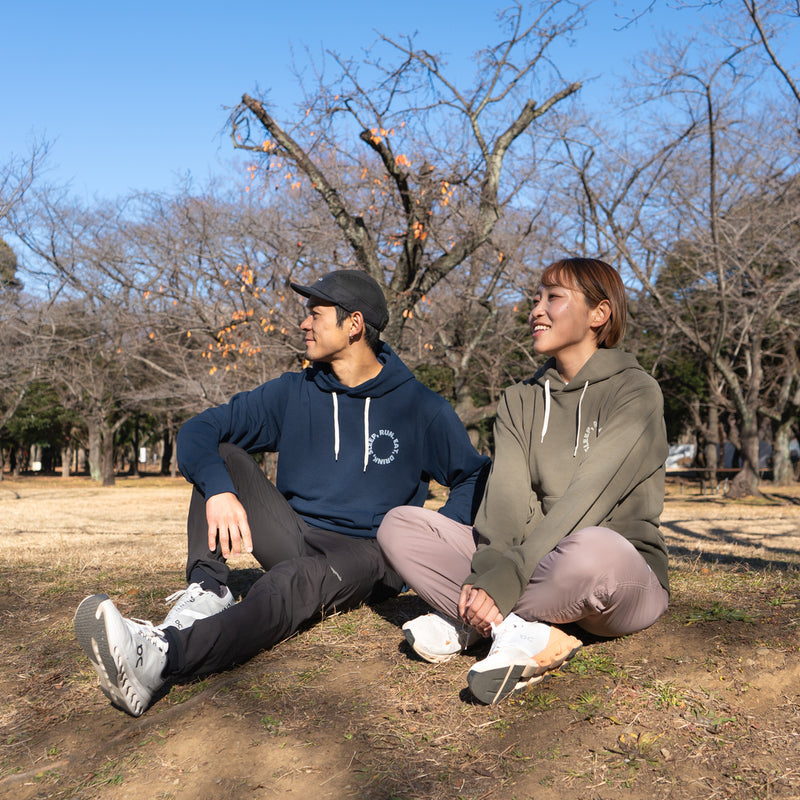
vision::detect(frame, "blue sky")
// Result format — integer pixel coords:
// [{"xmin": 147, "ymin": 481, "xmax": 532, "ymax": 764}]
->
[{"xmin": 4, "ymin": 1, "xmax": 798, "ymax": 201}]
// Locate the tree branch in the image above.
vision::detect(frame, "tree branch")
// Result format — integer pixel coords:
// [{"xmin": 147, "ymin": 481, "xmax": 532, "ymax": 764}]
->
[{"xmin": 237, "ymin": 94, "xmax": 383, "ymax": 280}]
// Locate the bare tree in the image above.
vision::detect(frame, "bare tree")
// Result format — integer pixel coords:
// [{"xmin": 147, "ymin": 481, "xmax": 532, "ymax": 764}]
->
[
  {"xmin": 0, "ymin": 146, "xmax": 51, "ymax": 478},
  {"xmin": 762, "ymin": 327, "xmax": 800, "ymax": 485},
  {"xmin": 124, "ymin": 185, "xmax": 308, "ymax": 406},
  {"xmin": 0, "ymin": 143, "xmax": 47, "ymax": 225},
  {"xmin": 560, "ymin": 27, "xmax": 800, "ymax": 496},
  {"xmin": 229, "ymin": 1, "xmax": 582, "ymax": 345},
  {"xmin": 740, "ymin": 0, "xmax": 800, "ymax": 109},
  {"xmin": 8, "ymin": 192, "xmax": 162, "ymax": 484}
]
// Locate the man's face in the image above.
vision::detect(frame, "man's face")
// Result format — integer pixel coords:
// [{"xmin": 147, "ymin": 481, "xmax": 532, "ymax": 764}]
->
[{"xmin": 299, "ymin": 300, "xmax": 350, "ymax": 363}]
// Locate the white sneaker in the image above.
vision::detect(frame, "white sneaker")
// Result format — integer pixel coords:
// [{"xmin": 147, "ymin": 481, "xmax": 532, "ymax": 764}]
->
[
  {"xmin": 467, "ymin": 613, "xmax": 582, "ymax": 705},
  {"xmin": 402, "ymin": 613, "xmax": 482, "ymax": 664},
  {"xmin": 160, "ymin": 583, "xmax": 235, "ymax": 631},
  {"xmin": 74, "ymin": 594, "xmax": 168, "ymax": 717}
]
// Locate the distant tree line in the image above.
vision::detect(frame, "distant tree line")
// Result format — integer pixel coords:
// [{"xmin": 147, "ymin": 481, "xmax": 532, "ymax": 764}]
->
[{"xmin": 2, "ymin": 1, "xmax": 799, "ymax": 497}]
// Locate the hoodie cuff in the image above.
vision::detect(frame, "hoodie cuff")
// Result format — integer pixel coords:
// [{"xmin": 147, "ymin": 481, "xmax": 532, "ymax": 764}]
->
[
  {"xmin": 469, "ymin": 559, "xmax": 527, "ymax": 618},
  {"xmin": 469, "ymin": 546, "xmax": 504, "ymax": 577},
  {"xmin": 192, "ymin": 464, "xmax": 237, "ymax": 500}
]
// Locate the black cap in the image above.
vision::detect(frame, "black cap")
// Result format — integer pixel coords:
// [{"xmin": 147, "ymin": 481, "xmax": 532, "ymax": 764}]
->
[{"xmin": 290, "ymin": 270, "xmax": 389, "ymax": 332}]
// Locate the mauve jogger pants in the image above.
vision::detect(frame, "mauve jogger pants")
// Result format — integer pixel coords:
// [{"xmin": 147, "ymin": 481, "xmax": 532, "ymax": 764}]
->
[{"xmin": 376, "ymin": 505, "xmax": 668, "ymax": 638}]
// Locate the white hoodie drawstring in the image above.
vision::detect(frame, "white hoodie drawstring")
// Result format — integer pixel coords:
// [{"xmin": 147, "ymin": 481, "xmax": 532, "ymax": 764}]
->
[
  {"xmin": 540, "ymin": 379, "xmax": 551, "ymax": 443},
  {"xmin": 332, "ymin": 393, "xmax": 340, "ymax": 460},
  {"xmin": 363, "ymin": 397, "xmax": 371, "ymax": 472},
  {"xmin": 574, "ymin": 381, "xmax": 589, "ymax": 457},
  {"xmin": 332, "ymin": 392, "xmax": 371, "ymax": 471}
]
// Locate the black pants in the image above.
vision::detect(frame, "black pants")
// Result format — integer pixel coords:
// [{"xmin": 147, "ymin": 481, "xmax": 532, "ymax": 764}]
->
[{"xmin": 166, "ymin": 444, "xmax": 401, "ymax": 678}]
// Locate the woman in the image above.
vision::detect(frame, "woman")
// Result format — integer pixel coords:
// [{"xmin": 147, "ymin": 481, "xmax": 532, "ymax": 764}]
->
[{"xmin": 377, "ymin": 257, "xmax": 669, "ymax": 705}]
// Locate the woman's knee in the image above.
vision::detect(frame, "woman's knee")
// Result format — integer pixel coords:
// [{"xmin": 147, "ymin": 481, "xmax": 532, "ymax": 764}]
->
[
  {"xmin": 527, "ymin": 527, "xmax": 650, "ymax": 611},
  {"xmin": 377, "ymin": 506, "xmax": 424, "ymax": 552},
  {"xmin": 555, "ymin": 527, "xmax": 641, "ymax": 575}
]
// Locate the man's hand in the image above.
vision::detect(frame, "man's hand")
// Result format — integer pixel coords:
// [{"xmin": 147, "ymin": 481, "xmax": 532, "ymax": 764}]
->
[
  {"xmin": 458, "ymin": 584, "xmax": 503, "ymax": 637},
  {"xmin": 206, "ymin": 492, "xmax": 253, "ymax": 558}
]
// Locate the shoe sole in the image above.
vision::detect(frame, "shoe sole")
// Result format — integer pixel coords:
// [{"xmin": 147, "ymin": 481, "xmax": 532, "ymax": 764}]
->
[
  {"xmin": 467, "ymin": 641, "xmax": 582, "ymax": 705},
  {"xmin": 74, "ymin": 594, "xmax": 145, "ymax": 717}
]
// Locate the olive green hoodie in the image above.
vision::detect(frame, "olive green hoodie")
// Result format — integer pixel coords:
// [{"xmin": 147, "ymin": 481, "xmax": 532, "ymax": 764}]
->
[{"xmin": 467, "ymin": 348, "xmax": 669, "ymax": 617}]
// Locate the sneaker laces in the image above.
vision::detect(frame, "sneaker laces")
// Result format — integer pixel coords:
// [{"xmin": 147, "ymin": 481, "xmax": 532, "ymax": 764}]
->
[
  {"xmin": 130, "ymin": 617, "xmax": 169, "ymax": 652},
  {"xmin": 488, "ymin": 619, "xmax": 502, "ymax": 654},
  {"xmin": 164, "ymin": 587, "xmax": 194, "ymax": 606},
  {"xmin": 488, "ymin": 614, "xmax": 526, "ymax": 655}
]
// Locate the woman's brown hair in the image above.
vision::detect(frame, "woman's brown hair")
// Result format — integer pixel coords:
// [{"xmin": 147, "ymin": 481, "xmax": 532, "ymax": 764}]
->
[{"xmin": 540, "ymin": 257, "xmax": 627, "ymax": 348}]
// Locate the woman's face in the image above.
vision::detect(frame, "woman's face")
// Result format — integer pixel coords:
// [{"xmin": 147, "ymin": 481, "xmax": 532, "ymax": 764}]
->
[{"xmin": 528, "ymin": 282, "xmax": 603, "ymax": 373}]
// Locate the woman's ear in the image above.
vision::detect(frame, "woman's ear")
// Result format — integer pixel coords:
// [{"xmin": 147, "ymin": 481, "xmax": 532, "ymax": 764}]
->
[{"xmin": 590, "ymin": 299, "xmax": 611, "ymax": 329}]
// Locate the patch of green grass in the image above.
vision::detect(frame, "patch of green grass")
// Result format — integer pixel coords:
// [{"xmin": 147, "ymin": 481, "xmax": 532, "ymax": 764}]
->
[
  {"xmin": 168, "ymin": 678, "xmax": 209, "ymax": 704},
  {"xmin": 644, "ymin": 679, "xmax": 691, "ymax": 710},
  {"xmin": 72, "ymin": 749, "xmax": 153, "ymax": 794},
  {"xmin": 685, "ymin": 601, "xmax": 755, "ymax": 624},
  {"xmin": 535, "ymin": 745, "xmax": 563, "ymax": 761},
  {"xmin": 569, "ymin": 690, "xmax": 606, "ymax": 718},
  {"xmin": 294, "ymin": 667, "xmax": 326, "ymax": 686},
  {"xmin": 139, "ymin": 730, "xmax": 171, "ymax": 748},
  {"xmin": 33, "ymin": 768, "xmax": 64, "ymax": 784},
  {"xmin": 41, "ymin": 576, "xmax": 82, "ymax": 596},
  {"xmin": 245, "ymin": 674, "xmax": 284, "ymax": 702},
  {"xmin": 261, "ymin": 714, "xmax": 285, "ymax": 735},
  {"xmin": 520, "ymin": 689, "xmax": 560, "ymax": 711},
  {"xmin": 78, "ymin": 758, "xmax": 128, "ymax": 790},
  {"xmin": 568, "ymin": 648, "xmax": 626, "ymax": 679},
  {"xmin": 766, "ymin": 588, "xmax": 798, "ymax": 607},
  {"xmin": 321, "ymin": 615, "xmax": 363, "ymax": 636}
]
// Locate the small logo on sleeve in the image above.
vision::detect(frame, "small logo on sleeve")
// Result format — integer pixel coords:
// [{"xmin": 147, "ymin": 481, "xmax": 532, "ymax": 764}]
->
[{"xmin": 582, "ymin": 421, "xmax": 602, "ymax": 453}]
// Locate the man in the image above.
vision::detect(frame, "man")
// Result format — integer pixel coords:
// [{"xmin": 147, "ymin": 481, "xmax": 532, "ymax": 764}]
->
[{"xmin": 74, "ymin": 269, "xmax": 489, "ymax": 716}]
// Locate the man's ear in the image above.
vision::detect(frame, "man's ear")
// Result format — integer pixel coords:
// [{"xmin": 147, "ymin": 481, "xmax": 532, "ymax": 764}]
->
[
  {"xmin": 590, "ymin": 299, "xmax": 611, "ymax": 329},
  {"xmin": 349, "ymin": 310, "xmax": 365, "ymax": 337}
]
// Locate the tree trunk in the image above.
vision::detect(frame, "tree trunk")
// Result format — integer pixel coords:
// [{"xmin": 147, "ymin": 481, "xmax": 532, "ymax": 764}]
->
[
  {"xmin": 728, "ymin": 421, "xmax": 761, "ymax": 498},
  {"xmin": 704, "ymin": 404, "xmax": 720, "ymax": 489},
  {"xmin": 101, "ymin": 422, "xmax": 116, "ymax": 486},
  {"xmin": 772, "ymin": 420, "xmax": 796, "ymax": 486},
  {"xmin": 161, "ymin": 423, "xmax": 174, "ymax": 476},
  {"xmin": 87, "ymin": 422, "xmax": 102, "ymax": 483},
  {"xmin": 61, "ymin": 445, "xmax": 72, "ymax": 478},
  {"xmin": 129, "ymin": 420, "xmax": 140, "ymax": 477},
  {"xmin": 170, "ymin": 444, "xmax": 179, "ymax": 478}
]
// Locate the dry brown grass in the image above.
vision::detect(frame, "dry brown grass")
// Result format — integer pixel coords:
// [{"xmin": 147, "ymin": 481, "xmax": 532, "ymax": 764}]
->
[{"xmin": 1, "ymin": 475, "xmax": 799, "ymax": 799}]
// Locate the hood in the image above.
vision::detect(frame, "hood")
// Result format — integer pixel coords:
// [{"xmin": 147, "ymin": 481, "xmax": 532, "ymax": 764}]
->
[
  {"xmin": 530, "ymin": 349, "xmax": 647, "ymax": 456},
  {"xmin": 532, "ymin": 348, "xmax": 645, "ymax": 391},
  {"xmin": 308, "ymin": 342, "xmax": 415, "ymax": 398}
]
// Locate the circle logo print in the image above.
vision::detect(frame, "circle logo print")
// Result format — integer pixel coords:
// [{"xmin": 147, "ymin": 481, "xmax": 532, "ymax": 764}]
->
[{"xmin": 368, "ymin": 429, "xmax": 400, "ymax": 465}]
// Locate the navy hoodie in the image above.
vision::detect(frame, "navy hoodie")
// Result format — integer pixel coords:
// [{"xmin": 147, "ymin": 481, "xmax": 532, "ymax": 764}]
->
[{"xmin": 177, "ymin": 344, "xmax": 490, "ymax": 537}]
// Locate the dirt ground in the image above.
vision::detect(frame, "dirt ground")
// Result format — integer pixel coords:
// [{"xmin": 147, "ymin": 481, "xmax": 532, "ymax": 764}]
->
[{"xmin": 1, "ymin": 475, "xmax": 799, "ymax": 800}]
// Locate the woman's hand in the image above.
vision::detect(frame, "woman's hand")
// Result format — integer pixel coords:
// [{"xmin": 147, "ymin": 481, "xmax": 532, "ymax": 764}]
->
[{"xmin": 458, "ymin": 584, "xmax": 503, "ymax": 637}]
